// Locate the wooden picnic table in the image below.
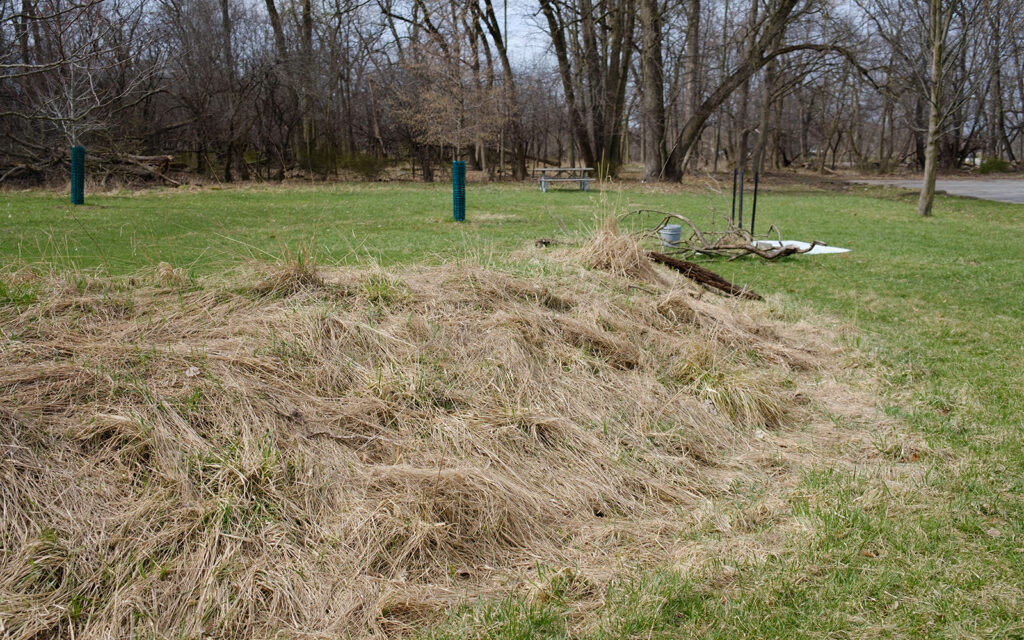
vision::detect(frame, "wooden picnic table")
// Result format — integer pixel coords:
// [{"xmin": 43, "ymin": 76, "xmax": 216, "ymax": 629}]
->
[{"xmin": 536, "ymin": 167, "xmax": 595, "ymax": 192}]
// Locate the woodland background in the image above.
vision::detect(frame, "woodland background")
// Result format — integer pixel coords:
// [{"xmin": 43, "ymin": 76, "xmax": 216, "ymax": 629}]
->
[{"xmin": 2, "ymin": 0, "xmax": 1022, "ymax": 185}]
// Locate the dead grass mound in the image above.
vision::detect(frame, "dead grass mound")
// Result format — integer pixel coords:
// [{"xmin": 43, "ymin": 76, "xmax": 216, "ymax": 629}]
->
[
  {"xmin": 0, "ymin": 252, "xmax": 869, "ymax": 638},
  {"xmin": 582, "ymin": 216, "xmax": 663, "ymax": 283}
]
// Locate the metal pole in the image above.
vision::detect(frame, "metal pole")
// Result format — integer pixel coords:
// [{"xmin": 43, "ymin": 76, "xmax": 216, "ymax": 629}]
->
[
  {"xmin": 751, "ymin": 170, "xmax": 760, "ymax": 236},
  {"xmin": 737, "ymin": 169, "xmax": 745, "ymax": 230},
  {"xmin": 731, "ymin": 168, "xmax": 737, "ymax": 224}
]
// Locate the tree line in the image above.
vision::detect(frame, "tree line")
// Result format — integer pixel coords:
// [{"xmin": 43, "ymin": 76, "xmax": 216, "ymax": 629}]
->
[{"xmin": 2, "ymin": 0, "xmax": 1022, "ymax": 191}]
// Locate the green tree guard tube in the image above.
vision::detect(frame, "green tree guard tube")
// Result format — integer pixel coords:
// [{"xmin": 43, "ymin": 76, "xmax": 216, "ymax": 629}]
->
[
  {"xmin": 452, "ymin": 161, "xmax": 465, "ymax": 222},
  {"xmin": 70, "ymin": 146, "xmax": 85, "ymax": 205}
]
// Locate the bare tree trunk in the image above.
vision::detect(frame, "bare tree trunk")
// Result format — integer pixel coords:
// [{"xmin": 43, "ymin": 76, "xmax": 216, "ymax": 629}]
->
[
  {"xmin": 539, "ymin": 1, "xmax": 595, "ymax": 168},
  {"xmin": 478, "ymin": 0, "xmax": 528, "ymax": 179},
  {"xmin": 666, "ymin": 0, "xmax": 816, "ymax": 176},
  {"xmin": 987, "ymin": 16, "xmax": 1016, "ymax": 162},
  {"xmin": 918, "ymin": 0, "xmax": 948, "ymax": 217},
  {"xmin": 417, "ymin": 145, "xmax": 434, "ymax": 182},
  {"xmin": 918, "ymin": 93, "xmax": 942, "ymax": 215},
  {"xmin": 18, "ymin": 0, "xmax": 32, "ymax": 66},
  {"xmin": 264, "ymin": 0, "xmax": 288, "ymax": 60},
  {"xmin": 912, "ymin": 96, "xmax": 927, "ymax": 169},
  {"xmin": 236, "ymin": 144, "xmax": 250, "ymax": 180},
  {"xmin": 538, "ymin": 0, "xmax": 634, "ymax": 177},
  {"xmin": 712, "ymin": 0, "xmax": 730, "ymax": 173},
  {"xmin": 300, "ymin": 0, "xmax": 314, "ymax": 176},
  {"xmin": 731, "ymin": 0, "xmax": 759, "ymax": 171},
  {"xmin": 682, "ymin": 0, "xmax": 701, "ymax": 173},
  {"xmin": 752, "ymin": 32, "xmax": 780, "ymax": 173},
  {"xmin": 220, "ymin": 0, "xmax": 235, "ymax": 182},
  {"xmin": 640, "ymin": 0, "xmax": 667, "ymax": 180}
]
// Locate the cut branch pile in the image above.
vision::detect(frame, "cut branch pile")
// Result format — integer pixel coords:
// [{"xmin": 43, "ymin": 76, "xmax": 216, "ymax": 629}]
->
[
  {"xmin": 0, "ymin": 152, "xmax": 184, "ymax": 187},
  {"xmin": 583, "ymin": 217, "xmax": 763, "ymax": 300},
  {"xmin": 628, "ymin": 209, "xmax": 825, "ymax": 261}
]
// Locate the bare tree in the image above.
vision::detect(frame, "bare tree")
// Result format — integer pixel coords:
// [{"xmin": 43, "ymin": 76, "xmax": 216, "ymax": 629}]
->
[
  {"xmin": 539, "ymin": 0, "xmax": 635, "ymax": 177},
  {"xmin": 3, "ymin": 0, "xmax": 1019, "ymax": 186}
]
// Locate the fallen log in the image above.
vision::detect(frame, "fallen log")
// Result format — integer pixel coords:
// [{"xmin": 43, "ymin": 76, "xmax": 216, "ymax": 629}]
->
[
  {"xmin": 127, "ymin": 154, "xmax": 174, "ymax": 169},
  {"xmin": 647, "ymin": 251, "xmax": 762, "ymax": 301},
  {"xmin": 124, "ymin": 154, "xmax": 181, "ymax": 186}
]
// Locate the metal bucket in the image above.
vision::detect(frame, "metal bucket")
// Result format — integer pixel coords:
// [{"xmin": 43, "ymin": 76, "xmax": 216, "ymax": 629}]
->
[{"xmin": 659, "ymin": 224, "xmax": 682, "ymax": 247}]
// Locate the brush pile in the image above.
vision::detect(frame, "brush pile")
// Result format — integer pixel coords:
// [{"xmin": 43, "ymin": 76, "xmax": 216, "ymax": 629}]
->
[
  {"xmin": 1, "ymin": 233, "xmax": 855, "ymax": 638},
  {"xmin": 626, "ymin": 210, "xmax": 824, "ymax": 261}
]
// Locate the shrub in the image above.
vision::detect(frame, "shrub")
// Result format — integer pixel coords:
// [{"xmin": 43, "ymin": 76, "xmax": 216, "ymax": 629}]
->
[
  {"xmin": 339, "ymin": 152, "xmax": 390, "ymax": 180},
  {"xmin": 979, "ymin": 156, "xmax": 1011, "ymax": 175}
]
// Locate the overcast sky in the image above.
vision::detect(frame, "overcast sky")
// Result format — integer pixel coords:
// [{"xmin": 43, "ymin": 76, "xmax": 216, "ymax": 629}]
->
[{"xmin": 501, "ymin": 0, "xmax": 553, "ymax": 65}]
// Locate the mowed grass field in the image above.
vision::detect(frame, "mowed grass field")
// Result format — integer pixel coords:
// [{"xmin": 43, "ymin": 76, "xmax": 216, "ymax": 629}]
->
[{"xmin": 2, "ymin": 179, "xmax": 1023, "ymax": 637}]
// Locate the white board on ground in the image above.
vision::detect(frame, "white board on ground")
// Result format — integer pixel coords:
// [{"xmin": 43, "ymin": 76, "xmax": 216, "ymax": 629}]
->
[{"xmin": 755, "ymin": 240, "xmax": 850, "ymax": 255}]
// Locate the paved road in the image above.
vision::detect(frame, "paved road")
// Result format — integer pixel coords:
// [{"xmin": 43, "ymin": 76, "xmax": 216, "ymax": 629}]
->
[{"xmin": 854, "ymin": 179, "xmax": 1024, "ymax": 204}]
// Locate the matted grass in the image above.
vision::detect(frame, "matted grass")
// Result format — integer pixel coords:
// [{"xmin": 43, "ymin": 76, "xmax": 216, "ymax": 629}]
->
[
  {"xmin": 0, "ymin": 234, "xmax": 884, "ymax": 637},
  {"xmin": 2, "ymin": 179, "xmax": 1023, "ymax": 637}
]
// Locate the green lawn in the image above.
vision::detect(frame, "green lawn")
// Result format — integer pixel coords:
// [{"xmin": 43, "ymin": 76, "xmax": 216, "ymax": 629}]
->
[
  {"xmin": 1, "ymin": 183, "xmax": 611, "ymax": 272},
  {"xmin": 2, "ymin": 180, "xmax": 1023, "ymax": 637}
]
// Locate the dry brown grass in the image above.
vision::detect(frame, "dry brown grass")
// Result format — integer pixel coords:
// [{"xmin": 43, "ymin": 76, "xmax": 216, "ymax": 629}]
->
[
  {"xmin": 0, "ymin": 235, "xmax": 893, "ymax": 638},
  {"xmin": 582, "ymin": 217, "xmax": 663, "ymax": 283}
]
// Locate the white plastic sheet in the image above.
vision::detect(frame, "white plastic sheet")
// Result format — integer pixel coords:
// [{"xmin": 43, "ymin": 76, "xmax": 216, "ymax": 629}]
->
[{"xmin": 755, "ymin": 240, "xmax": 850, "ymax": 255}]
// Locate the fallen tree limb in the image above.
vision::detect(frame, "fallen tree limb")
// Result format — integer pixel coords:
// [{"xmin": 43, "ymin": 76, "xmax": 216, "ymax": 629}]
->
[
  {"xmin": 725, "ymin": 240, "xmax": 824, "ymax": 261},
  {"xmin": 124, "ymin": 154, "xmax": 181, "ymax": 186},
  {"xmin": 0, "ymin": 164, "xmax": 31, "ymax": 183},
  {"xmin": 624, "ymin": 209, "xmax": 823, "ymax": 261},
  {"xmin": 648, "ymin": 251, "xmax": 762, "ymax": 300}
]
